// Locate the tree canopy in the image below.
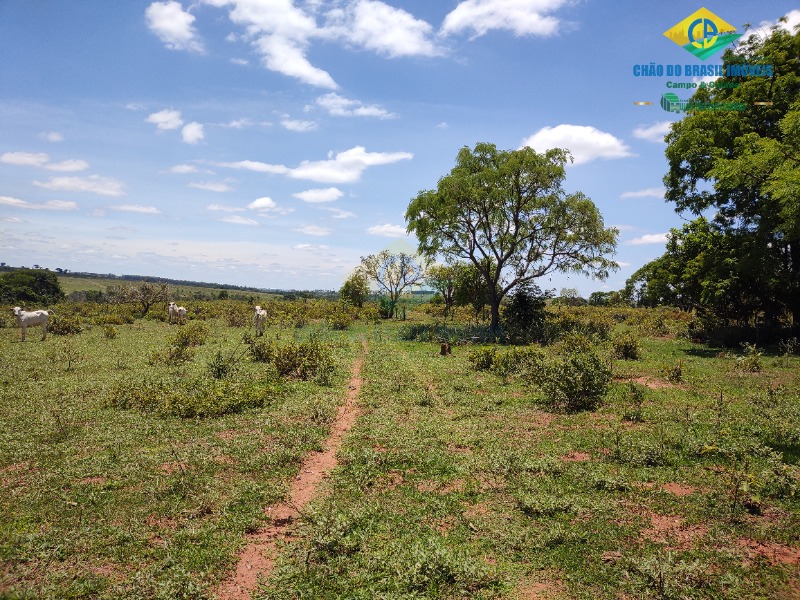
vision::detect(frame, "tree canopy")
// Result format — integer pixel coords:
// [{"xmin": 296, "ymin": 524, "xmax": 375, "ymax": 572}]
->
[
  {"xmin": 637, "ymin": 24, "xmax": 800, "ymax": 325},
  {"xmin": 357, "ymin": 250, "xmax": 425, "ymax": 318},
  {"xmin": 406, "ymin": 142, "xmax": 618, "ymax": 333},
  {"xmin": 0, "ymin": 268, "xmax": 64, "ymax": 305}
]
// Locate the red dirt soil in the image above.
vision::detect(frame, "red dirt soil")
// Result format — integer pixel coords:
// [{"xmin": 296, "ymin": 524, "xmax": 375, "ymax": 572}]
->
[{"xmin": 214, "ymin": 340, "xmax": 367, "ymax": 600}]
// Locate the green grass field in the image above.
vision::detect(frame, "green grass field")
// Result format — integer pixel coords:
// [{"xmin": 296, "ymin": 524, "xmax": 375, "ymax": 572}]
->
[{"xmin": 0, "ymin": 308, "xmax": 798, "ymax": 598}]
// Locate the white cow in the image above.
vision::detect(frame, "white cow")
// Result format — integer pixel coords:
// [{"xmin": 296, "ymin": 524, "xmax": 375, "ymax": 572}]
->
[
  {"xmin": 253, "ymin": 305, "xmax": 267, "ymax": 336},
  {"xmin": 168, "ymin": 302, "xmax": 181, "ymax": 324},
  {"xmin": 12, "ymin": 307, "xmax": 51, "ymax": 341},
  {"xmin": 176, "ymin": 306, "xmax": 187, "ymax": 324}
]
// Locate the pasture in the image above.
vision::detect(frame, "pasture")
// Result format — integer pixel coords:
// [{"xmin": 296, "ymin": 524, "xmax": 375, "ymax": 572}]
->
[{"xmin": 0, "ymin": 302, "xmax": 798, "ymax": 598}]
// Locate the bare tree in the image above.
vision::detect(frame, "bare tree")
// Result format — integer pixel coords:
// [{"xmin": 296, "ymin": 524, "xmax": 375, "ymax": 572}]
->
[{"xmin": 358, "ymin": 250, "xmax": 425, "ymax": 318}]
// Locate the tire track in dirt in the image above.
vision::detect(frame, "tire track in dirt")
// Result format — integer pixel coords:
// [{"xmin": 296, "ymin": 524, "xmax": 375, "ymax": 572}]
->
[{"xmin": 215, "ymin": 339, "xmax": 368, "ymax": 600}]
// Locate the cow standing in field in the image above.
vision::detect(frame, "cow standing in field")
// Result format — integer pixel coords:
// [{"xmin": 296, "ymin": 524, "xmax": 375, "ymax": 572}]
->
[
  {"xmin": 253, "ymin": 305, "xmax": 267, "ymax": 336},
  {"xmin": 12, "ymin": 307, "xmax": 51, "ymax": 341}
]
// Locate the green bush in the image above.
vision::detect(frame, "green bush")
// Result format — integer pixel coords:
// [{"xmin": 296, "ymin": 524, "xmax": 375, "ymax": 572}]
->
[
  {"xmin": 468, "ymin": 346, "xmax": 497, "ymax": 371},
  {"xmin": 532, "ymin": 349, "xmax": 611, "ymax": 412},
  {"xmin": 735, "ymin": 343, "xmax": 762, "ymax": 373},
  {"xmin": 169, "ymin": 321, "xmax": 208, "ymax": 348},
  {"xmin": 491, "ymin": 346, "xmax": 546, "ymax": 381},
  {"xmin": 105, "ymin": 373, "xmax": 282, "ymax": 418},
  {"xmin": 247, "ymin": 337, "xmax": 336, "ymax": 382},
  {"xmin": 102, "ymin": 324, "xmax": 118, "ymax": 339},
  {"xmin": 612, "ymin": 331, "xmax": 641, "ymax": 360},
  {"xmin": 48, "ymin": 315, "xmax": 83, "ymax": 336}
]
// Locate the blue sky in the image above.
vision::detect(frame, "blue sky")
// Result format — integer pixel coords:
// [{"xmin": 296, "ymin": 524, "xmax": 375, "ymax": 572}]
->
[{"xmin": 1, "ymin": 1, "xmax": 798, "ymax": 295}]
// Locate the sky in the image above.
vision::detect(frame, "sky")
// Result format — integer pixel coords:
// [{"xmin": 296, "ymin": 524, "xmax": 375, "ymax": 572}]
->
[{"xmin": 1, "ymin": 1, "xmax": 799, "ymax": 295}]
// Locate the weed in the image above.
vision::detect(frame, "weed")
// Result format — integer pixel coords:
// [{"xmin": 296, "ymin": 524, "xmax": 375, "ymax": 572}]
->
[
  {"xmin": 621, "ymin": 381, "xmax": 646, "ymax": 422},
  {"xmin": 735, "ymin": 342, "xmax": 762, "ymax": 372},
  {"xmin": 532, "ymin": 348, "xmax": 611, "ymax": 412},
  {"xmin": 102, "ymin": 324, "xmax": 118, "ymax": 339},
  {"xmin": 467, "ymin": 346, "xmax": 497, "ymax": 371},
  {"xmin": 612, "ymin": 331, "xmax": 641, "ymax": 360}
]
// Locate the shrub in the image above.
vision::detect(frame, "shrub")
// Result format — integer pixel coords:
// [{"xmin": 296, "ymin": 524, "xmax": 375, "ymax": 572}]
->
[
  {"xmin": 102, "ymin": 325, "xmax": 118, "ymax": 339},
  {"xmin": 468, "ymin": 347, "xmax": 497, "ymax": 371},
  {"xmin": 247, "ymin": 337, "xmax": 336, "ymax": 382},
  {"xmin": 735, "ymin": 343, "xmax": 762, "ymax": 373},
  {"xmin": 169, "ymin": 321, "xmax": 208, "ymax": 348},
  {"xmin": 501, "ymin": 283, "xmax": 550, "ymax": 344},
  {"xmin": 612, "ymin": 331, "xmax": 641, "ymax": 360},
  {"xmin": 532, "ymin": 349, "xmax": 611, "ymax": 412},
  {"xmin": 491, "ymin": 346, "xmax": 546, "ymax": 382},
  {"xmin": 778, "ymin": 337, "xmax": 798, "ymax": 357},
  {"xmin": 327, "ymin": 303, "xmax": 355, "ymax": 331},
  {"xmin": 48, "ymin": 315, "xmax": 83, "ymax": 336},
  {"xmin": 661, "ymin": 360, "xmax": 683, "ymax": 383},
  {"xmin": 225, "ymin": 308, "xmax": 249, "ymax": 327}
]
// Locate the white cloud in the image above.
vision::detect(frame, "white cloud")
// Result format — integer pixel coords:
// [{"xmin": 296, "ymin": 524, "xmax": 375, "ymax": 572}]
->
[
  {"xmin": 292, "ymin": 187, "xmax": 343, "ymax": 203},
  {"xmin": 280, "ymin": 117, "xmax": 317, "ymax": 132},
  {"xmin": 760, "ymin": 10, "xmax": 800, "ymax": 32},
  {"xmin": 33, "ymin": 175, "xmax": 126, "ymax": 197},
  {"xmin": 289, "ymin": 146, "xmax": 413, "ymax": 183},
  {"xmin": 220, "ymin": 215, "xmax": 259, "ymax": 225},
  {"xmin": 189, "ymin": 181, "xmax": 233, "ymax": 192},
  {"xmin": 322, "ymin": 0, "xmax": 442, "ymax": 58},
  {"xmin": 0, "ymin": 216, "xmax": 24, "ymax": 222},
  {"xmin": 39, "ymin": 131, "xmax": 64, "ymax": 142},
  {"xmin": 0, "ymin": 196, "xmax": 78, "ymax": 211},
  {"xmin": 632, "ymin": 121, "xmax": 672, "ymax": 143},
  {"xmin": 293, "ymin": 243, "xmax": 330, "ymax": 251},
  {"xmin": 321, "ymin": 207, "xmax": 356, "ymax": 219},
  {"xmin": 207, "ymin": 204, "xmax": 245, "ymax": 212},
  {"xmin": 0, "ymin": 151, "xmax": 49, "ymax": 167},
  {"xmin": 146, "ymin": 108, "xmax": 184, "ymax": 130},
  {"xmin": 110, "ymin": 205, "xmax": 162, "ymax": 214},
  {"xmin": 145, "ymin": 1, "xmax": 204, "ymax": 53},
  {"xmin": 314, "ymin": 92, "xmax": 396, "ymax": 119},
  {"xmin": 218, "ymin": 146, "xmax": 412, "ymax": 184},
  {"xmin": 621, "ymin": 188, "xmax": 665, "ymax": 199},
  {"xmin": 230, "ymin": 57, "xmax": 249, "ymax": 65},
  {"xmin": 45, "ymin": 159, "xmax": 90, "ymax": 172},
  {"xmin": 126, "ymin": 102, "xmax": 147, "ymax": 111},
  {"xmin": 441, "ymin": 0, "xmax": 571, "ymax": 38},
  {"xmin": 204, "ymin": 0, "xmax": 336, "ymax": 88},
  {"xmin": 225, "ymin": 118, "xmax": 252, "ymax": 128},
  {"xmin": 367, "ymin": 223, "xmax": 408, "ymax": 237},
  {"xmin": 169, "ymin": 164, "xmax": 200, "ymax": 174},
  {"xmin": 218, "ymin": 160, "xmax": 290, "ymax": 175},
  {"xmin": 521, "ymin": 124, "xmax": 633, "ymax": 165},
  {"xmin": 617, "ymin": 261, "xmax": 632, "ymax": 268},
  {"xmin": 294, "ymin": 224, "xmax": 332, "ymax": 236},
  {"xmin": 247, "ymin": 197, "xmax": 277, "ymax": 210},
  {"xmin": 627, "ymin": 233, "xmax": 669, "ymax": 246},
  {"xmin": 182, "ymin": 121, "xmax": 205, "ymax": 144}
]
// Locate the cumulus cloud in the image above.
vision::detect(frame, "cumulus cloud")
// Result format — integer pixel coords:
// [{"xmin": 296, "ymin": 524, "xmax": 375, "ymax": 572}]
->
[
  {"xmin": 367, "ymin": 223, "xmax": 408, "ymax": 237},
  {"xmin": 314, "ymin": 92, "xmax": 396, "ymax": 119},
  {"xmin": 632, "ymin": 121, "xmax": 672, "ymax": 143},
  {"xmin": 45, "ymin": 159, "xmax": 90, "ymax": 172},
  {"xmin": 289, "ymin": 146, "xmax": 413, "ymax": 183},
  {"xmin": 760, "ymin": 9, "xmax": 800, "ymax": 32},
  {"xmin": 292, "ymin": 187, "xmax": 343, "ymax": 203},
  {"xmin": 218, "ymin": 146, "xmax": 412, "ymax": 183},
  {"xmin": 441, "ymin": 0, "xmax": 571, "ymax": 38},
  {"xmin": 110, "ymin": 205, "xmax": 162, "ymax": 214},
  {"xmin": 627, "ymin": 233, "xmax": 669, "ymax": 245},
  {"xmin": 182, "ymin": 122, "xmax": 204, "ymax": 144},
  {"xmin": 621, "ymin": 188, "xmax": 665, "ymax": 199},
  {"xmin": 294, "ymin": 224, "xmax": 332, "ymax": 236},
  {"xmin": 39, "ymin": 131, "xmax": 64, "ymax": 142},
  {"xmin": 220, "ymin": 215, "xmax": 259, "ymax": 225},
  {"xmin": 280, "ymin": 117, "xmax": 317, "ymax": 132},
  {"xmin": 521, "ymin": 124, "xmax": 632, "ymax": 165},
  {"xmin": 1, "ymin": 151, "xmax": 49, "ymax": 167},
  {"xmin": 247, "ymin": 197, "xmax": 277, "ymax": 210},
  {"xmin": 145, "ymin": 1, "xmax": 204, "ymax": 53},
  {"xmin": 0, "ymin": 196, "xmax": 78, "ymax": 211},
  {"xmin": 189, "ymin": 181, "xmax": 232, "ymax": 192},
  {"xmin": 146, "ymin": 108, "xmax": 184, "ymax": 130},
  {"xmin": 322, "ymin": 0, "xmax": 442, "ymax": 58},
  {"xmin": 33, "ymin": 175, "xmax": 126, "ymax": 197}
]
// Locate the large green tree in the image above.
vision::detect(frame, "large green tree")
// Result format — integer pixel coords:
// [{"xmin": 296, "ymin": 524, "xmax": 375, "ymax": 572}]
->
[
  {"xmin": 660, "ymin": 23, "xmax": 800, "ymax": 323},
  {"xmin": 0, "ymin": 268, "xmax": 64, "ymax": 305},
  {"xmin": 406, "ymin": 142, "xmax": 618, "ymax": 334}
]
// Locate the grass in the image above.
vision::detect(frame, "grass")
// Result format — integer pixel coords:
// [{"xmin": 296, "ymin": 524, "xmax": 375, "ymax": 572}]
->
[{"xmin": 1, "ymin": 306, "xmax": 798, "ymax": 598}]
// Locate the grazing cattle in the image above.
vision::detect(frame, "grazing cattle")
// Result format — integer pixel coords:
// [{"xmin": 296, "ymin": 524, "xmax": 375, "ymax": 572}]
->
[
  {"xmin": 12, "ymin": 306, "xmax": 51, "ymax": 341},
  {"xmin": 176, "ymin": 306, "xmax": 187, "ymax": 324},
  {"xmin": 168, "ymin": 302, "xmax": 179, "ymax": 324},
  {"xmin": 253, "ymin": 305, "xmax": 268, "ymax": 336}
]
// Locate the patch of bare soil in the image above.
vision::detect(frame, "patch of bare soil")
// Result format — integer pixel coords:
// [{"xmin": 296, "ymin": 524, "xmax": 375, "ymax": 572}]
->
[
  {"xmin": 560, "ymin": 451, "xmax": 591, "ymax": 462},
  {"xmin": 661, "ymin": 482, "xmax": 696, "ymax": 497},
  {"xmin": 79, "ymin": 476, "xmax": 107, "ymax": 485},
  {"xmin": 158, "ymin": 461, "xmax": 189, "ymax": 475},
  {"xmin": 641, "ymin": 513, "xmax": 708, "ymax": 550},
  {"xmin": 736, "ymin": 539, "xmax": 800, "ymax": 566},
  {"xmin": 511, "ymin": 575, "xmax": 569, "ymax": 599},
  {"xmin": 214, "ymin": 340, "xmax": 367, "ymax": 600},
  {"xmin": 632, "ymin": 376, "xmax": 679, "ymax": 390}
]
